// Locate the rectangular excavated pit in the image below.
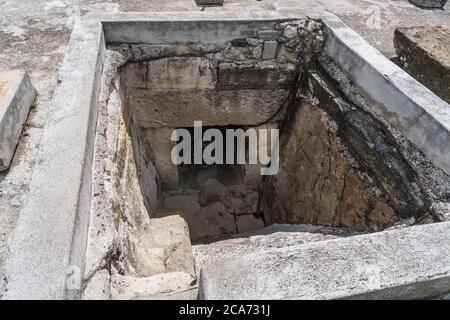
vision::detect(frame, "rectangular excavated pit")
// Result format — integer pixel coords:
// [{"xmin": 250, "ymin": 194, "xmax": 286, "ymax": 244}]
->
[{"xmin": 4, "ymin": 12, "xmax": 450, "ymax": 300}]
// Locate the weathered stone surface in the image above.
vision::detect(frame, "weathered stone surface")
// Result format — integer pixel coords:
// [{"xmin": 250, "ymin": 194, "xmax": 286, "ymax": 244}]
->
[
  {"xmin": 262, "ymin": 58, "xmax": 436, "ymax": 231},
  {"xmin": 111, "ymin": 272, "xmax": 197, "ymax": 300},
  {"xmin": 313, "ymin": 56, "xmax": 450, "ymax": 218},
  {"xmin": 195, "ymin": 202, "xmax": 236, "ymax": 239},
  {"xmin": 120, "ymin": 62, "xmax": 147, "ymax": 88},
  {"xmin": 199, "ymin": 178, "xmax": 228, "ymax": 206},
  {"xmin": 276, "ymin": 19, "xmax": 324, "ymax": 63},
  {"xmin": 262, "ymin": 40, "xmax": 278, "ymax": 59},
  {"xmin": 276, "ymin": 45, "xmax": 299, "ymax": 64},
  {"xmin": 127, "ymin": 116, "xmax": 161, "ymax": 215},
  {"xmin": 128, "ymin": 87, "xmax": 290, "ymax": 128},
  {"xmin": 162, "ymin": 164, "xmax": 263, "ymax": 240},
  {"xmin": 394, "ymin": 26, "xmax": 450, "ymax": 104},
  {"xmin": 0, "ymin": 72, "xmax": 12, "ymax": 99},
  {"xmin": 223, "ymin": 41, "xmax": 263, "ymax": 60},
  {"xmin": 193, "ymin": 224, "xmax": 357, "ymax": 277},
  {"xmin": 123, "ymin": 57, "xmax": 216, "ymax": 90},
  {"xmin": 195, "ymin": 167, "xmax": 218, "ymax": 185},
  {"xmin": 257, "ymin": 29, "xmax": 282, "ymax": 40},
  {"xmin": 236, "ymin": 214, "xmax": 265, "ymax": 233},
  {"xmin": 434, "ymin": 292, "xmax": 450, "ymax": 300},
  {"xmin": 2, "ymin": 19, "xmax": 104, "ymax": 299},
  {"xmin": 120, "ymin": 215, "xmax": 195, "ymax": 278},
  {"xmin": 164, "ymin": 191, "xmax": 202, "ymax": 214},
  {"xmin": 93, "ymin": 90, "xmax": 156, "ymax": 301},
  {"xmin": 120, "ymin": 38, "xmax": 301, "ymax": 128},
  {"xmin": 283, "ymin": 26, "xmax": 298, "ymax": 39},
  {"xmin": 195, "ymin": 0, "xmax": 224, "ymax": 6},
  {"xmin": 241, "ymin": 164, "xmax": 262, "ymax": 188},
  {"xmin": 82, "ymin": 269, "xmax": 111, "ymax": 300},
  {"xmin": 242, "ymin": 122, "xmax": 279, "ymax": 188},
  {"xmin": 223, "ymin": 185, "xmax": 259, "ymax": 215},
  {"xmin": 146, "ymin": 127, "xmax": 179, "ymax": 190},
  {"xmin": 263, "ymin": 101, "xmax": 399, "ymax": 231},
  {"xmin": 217, "ymin": 61, "xmax": 296, "ymax": 90},
  {"xmin": 1, "ymin": 4, "xmax": 449, "ymax": 301},
  {"xmin": 162, "ymin": 192, "xmax": 236, "ymax": 241},
  {"xmin": 164, "ymin": 190, "xmax": 201, "ymax": 210},
  {"xmin": 0, "ymin": 70, "xmax": 36, "ymax": 171},
  {"xmin": 111, "ymin": 43, "xmax": 226, "ymax": 63},
  {"xmin": 408, "ymin": 0, "xmax": 448, "ymax": 9},
  {"xmin": 199, "ymin": 222, "xmax": 450, "ymax": 300},
  {"xmin": 340, "ymin": 108, "xmax": 426, "ymax": 219},
  {"xmin": 324, "ymin": 20, "xmax": 450, "ymax": 177}
]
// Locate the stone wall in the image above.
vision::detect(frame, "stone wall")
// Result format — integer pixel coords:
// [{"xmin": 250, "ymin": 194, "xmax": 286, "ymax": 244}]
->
[{"xmin": 261, "ymin": 55, "xmax": 450, "ymax": 231}]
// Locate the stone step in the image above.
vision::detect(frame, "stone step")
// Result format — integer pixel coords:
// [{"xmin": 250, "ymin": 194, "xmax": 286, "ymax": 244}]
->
[{"xmin": 197, "ymin": 222, "xmax": 450, "ymax": 300}]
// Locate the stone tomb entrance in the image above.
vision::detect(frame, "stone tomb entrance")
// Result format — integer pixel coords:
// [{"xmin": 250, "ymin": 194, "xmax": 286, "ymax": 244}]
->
[
  {"xmin": 8, "ymin": 12, "xmax": 447, "ymax": 300},
  {"xmin": 108, "ymin": 17, "xmax": 449, "ymax": 246}
]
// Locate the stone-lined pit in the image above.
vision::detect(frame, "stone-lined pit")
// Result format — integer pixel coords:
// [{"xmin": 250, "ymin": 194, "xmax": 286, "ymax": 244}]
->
[
  {"xmin": 111, "ymin": 19, "xmax": 324, "ymax": 243},
  {"xmin": 85, "ymin": 17, "xmax": 450, "ymax": 300}
]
